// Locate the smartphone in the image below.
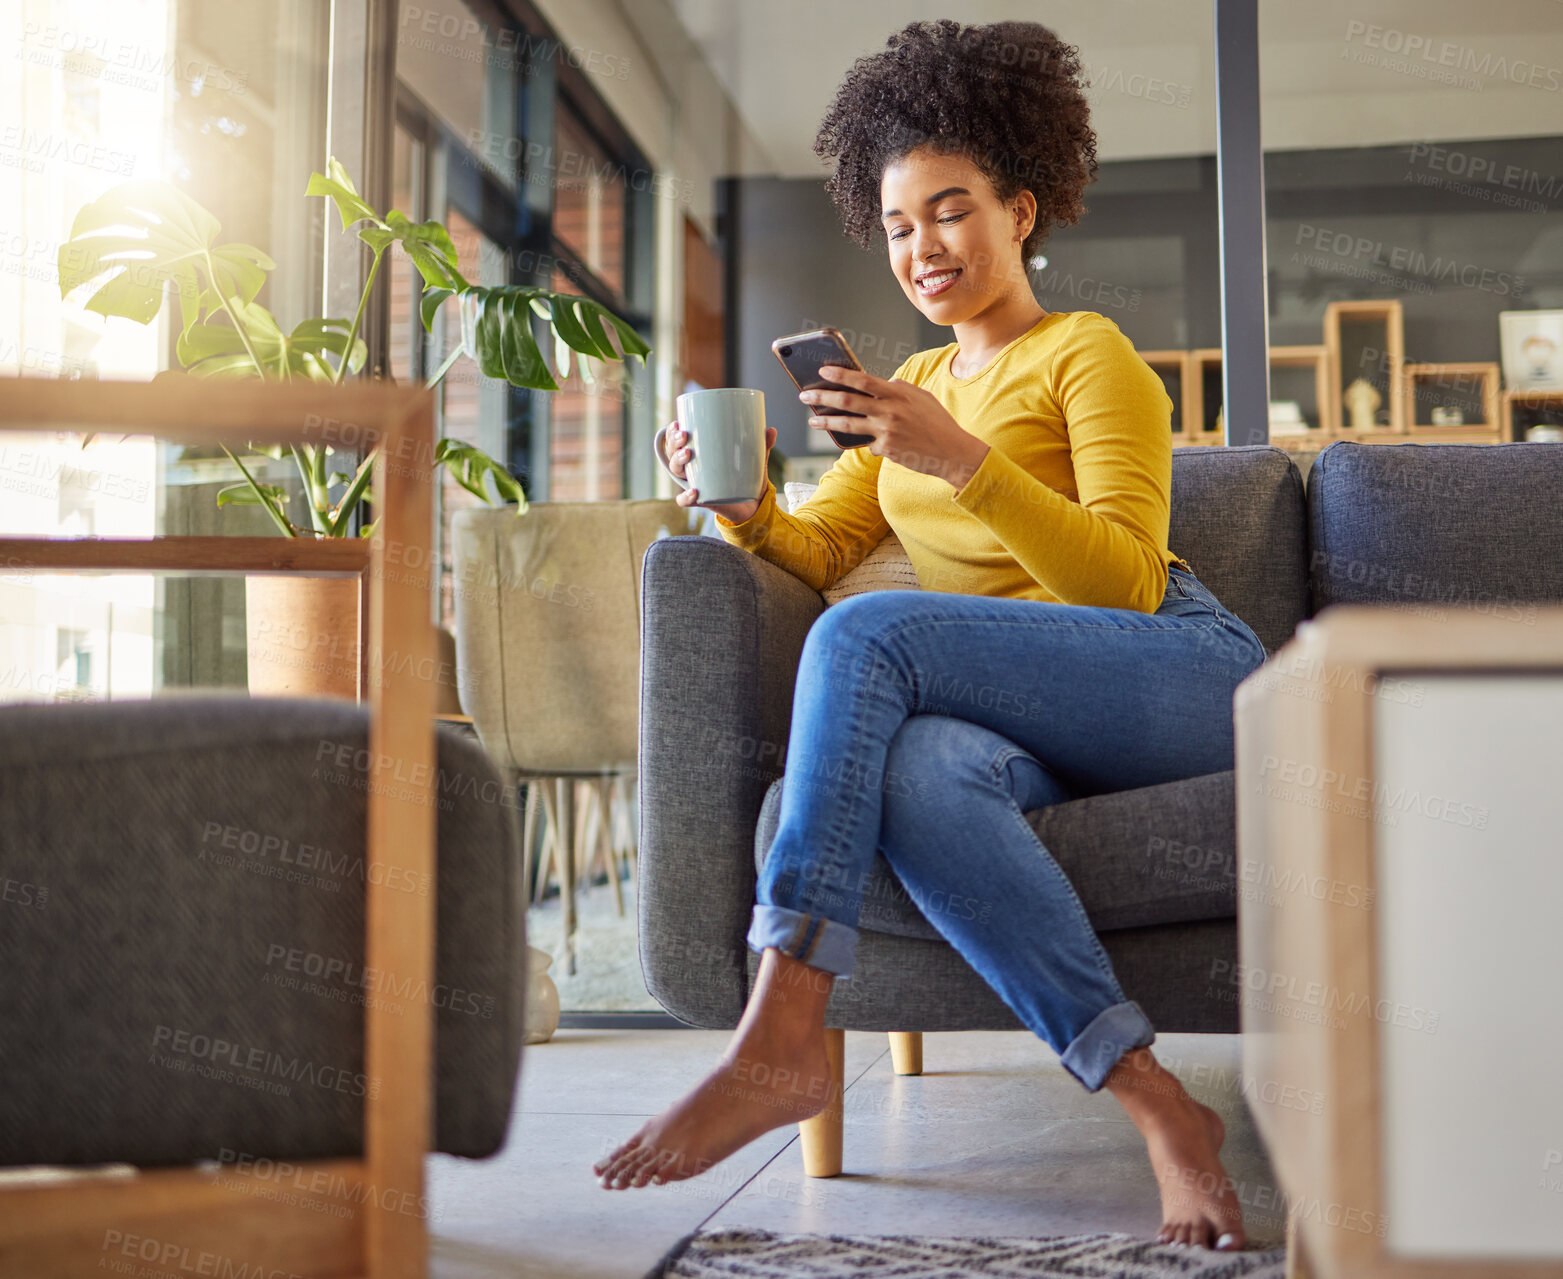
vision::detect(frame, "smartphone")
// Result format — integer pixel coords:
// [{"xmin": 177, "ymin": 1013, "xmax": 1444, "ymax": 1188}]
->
[{"xmin": 771, "ymin": 327, "xmax": 875, "ymax": 449}]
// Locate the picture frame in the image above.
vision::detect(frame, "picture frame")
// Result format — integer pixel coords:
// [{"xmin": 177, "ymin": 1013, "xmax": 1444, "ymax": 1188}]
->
[{"xmin": 1499, "ymin": 310, "xmax": 1563, "ymax": 391}]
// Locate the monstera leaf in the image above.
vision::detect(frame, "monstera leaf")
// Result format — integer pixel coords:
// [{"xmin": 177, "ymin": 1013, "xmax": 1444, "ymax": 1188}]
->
[
  {"xmin": 57, "ymin": 181, "xmax": 273, "ymax": 336},
  {"xmin": 307, "ymin": 159, "xmax": 468, "ymax": 290},
  {"xmin": 435, "ymin": 439, "xmax": 528, "ymax": 508},
  {"xmin": 57, "ymin": 159, "xmax": 649, "ymax": 535},
  {"xmin": 176, "ymin": 310, "xmax": 365, "ymax": 382},
  {"xmin": 421, "ymin": 284, "xmax": 650, "ymax": 392}
]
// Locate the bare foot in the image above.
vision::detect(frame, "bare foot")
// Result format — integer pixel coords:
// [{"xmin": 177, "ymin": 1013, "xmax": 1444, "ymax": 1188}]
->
[
  {"xmin": 593, "ymin": 947, "xmax": 837, "ymax": 1189},
  {"xmin": 1105, "ymin": 1048, "xmax": 1246, "ymax": 1249}
]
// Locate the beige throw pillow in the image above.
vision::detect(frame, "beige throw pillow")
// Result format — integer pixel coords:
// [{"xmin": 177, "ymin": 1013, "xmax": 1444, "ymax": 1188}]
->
[{"xmin": 781, "ymin": 481, "xmax": 921, "ymax": 605}]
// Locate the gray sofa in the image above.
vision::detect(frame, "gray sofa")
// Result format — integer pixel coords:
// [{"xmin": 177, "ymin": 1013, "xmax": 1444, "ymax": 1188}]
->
[
  {"xmin": 0, "ymin": 697, "xmax": 526, "ymax": 1167},
  {"xmin": 637, "ymin": 439, "xmax": 1563, "ymax": 1034}
]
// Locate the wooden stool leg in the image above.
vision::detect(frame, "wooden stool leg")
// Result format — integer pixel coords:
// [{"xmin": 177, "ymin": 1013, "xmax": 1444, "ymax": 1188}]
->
[
  {"xmin": 534, "ymin": 777, "xmax": 559, "ymax": 906},
  {"xmin": 520, "ymin": 777, "xmax": 538, "ymax": 894},
  {"xmin": 606, "ymin": 774, "xmax": 630, "ymax": 883},
  {"xmin": 554, "ymin": 777, "xmax": 578, "ymax": 975},
  {"xmin": 521, "ymin": 775, "xmax": 552, "ymax": 906},
  {"xmin": 799, "ymin": 1027, "xmax": 845, "ymax": 1178},
  {"xmin": 573, "ymin": 779, "xmax": 591, "ymax": 892},
  {"xmin": 596, "ymin": 776, "xmax": 625, "ymax": 917},
  {"xmin": 616, "ymin": 772, "xmax": 639, "ymax": 882},
  {"xmin": 888, "ymin": 1031, "xmax": 922, "ymax": 1076}
]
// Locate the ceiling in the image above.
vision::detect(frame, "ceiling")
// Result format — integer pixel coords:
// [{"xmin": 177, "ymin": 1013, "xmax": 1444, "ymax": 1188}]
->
[{"xmin": 640, "ymin": 0, "xmax": 1563, "ymax": 172}]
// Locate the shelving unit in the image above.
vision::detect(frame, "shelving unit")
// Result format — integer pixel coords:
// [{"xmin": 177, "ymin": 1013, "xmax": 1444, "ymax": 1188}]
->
[
  {"xmin": 1324, "ymin": 298, "xmax": 1406, "ymax": 435},
  {"xmin": 1144, "ymin": 298, "xmax": 1528, "ymax": 450},
  {"xmin": 1404, "ymin": 362, "xmax": 1502, "ymax": 442},
  {"xmin": 1140, "ymin": 349, "xmax": 1194, "ymax": 442},
  {"xmin": 1502, "ymin": 388, "xmax": 1563, "ymax": 441},
  {"xmin": 1177, "ymin": 345, "xmax": 1334, "ymax": 450}
]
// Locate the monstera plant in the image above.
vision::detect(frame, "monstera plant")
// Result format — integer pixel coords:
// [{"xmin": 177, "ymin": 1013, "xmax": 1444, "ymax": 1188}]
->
[
  {"xmin": 57, "ymin": 157, "xmax": 649, "ymax": 538},
  {"xmin": 57, "ymin": 159, "xmax": 650, "ymax": 699}
]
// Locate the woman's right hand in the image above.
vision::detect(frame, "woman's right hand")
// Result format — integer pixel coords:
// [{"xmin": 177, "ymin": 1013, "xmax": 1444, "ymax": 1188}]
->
[{"xmin": 665, "ymin": 419, "xmax": 777, "ymax": 523}]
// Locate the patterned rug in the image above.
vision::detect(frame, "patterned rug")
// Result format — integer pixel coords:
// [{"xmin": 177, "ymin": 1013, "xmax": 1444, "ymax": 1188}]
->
[{"xmin": 643, "ymin": 1228, "xmax": 1288, "ymax": 1278}]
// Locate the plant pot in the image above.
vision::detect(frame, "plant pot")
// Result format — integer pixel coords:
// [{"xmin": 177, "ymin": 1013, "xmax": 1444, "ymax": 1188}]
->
[
  {"xmin": 524, "ymin": 945, "xmax": 561, "ymax": 1045},
  {"xmin": 245, "ymin": 575, "xmax": 360, "ymax": 700}
]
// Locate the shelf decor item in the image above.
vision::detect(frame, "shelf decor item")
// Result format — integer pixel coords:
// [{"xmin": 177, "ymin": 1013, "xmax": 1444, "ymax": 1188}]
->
[
  {"xmin": 1499, "ymin": 309, "xmax": 1563, "ymax": 392},
  {"xmin": 1344, "ymin": 377, "xmax": 1382, "ymax": 430}
]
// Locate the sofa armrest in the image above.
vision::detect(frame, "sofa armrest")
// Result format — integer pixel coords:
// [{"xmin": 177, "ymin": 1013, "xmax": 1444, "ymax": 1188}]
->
[
  {"xmin": 0, "ymin": 698, "xmax": 524, "ymax": 1167},
  {"xmin": 637, "ymin": 536, "xmax": 825, "ymax": 1026}
]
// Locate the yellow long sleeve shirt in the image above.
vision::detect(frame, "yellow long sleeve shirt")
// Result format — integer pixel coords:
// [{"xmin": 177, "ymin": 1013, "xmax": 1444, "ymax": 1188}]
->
[{"xmin": 714, "ymin": 309, "xmax": 1193, "ymax": 615}]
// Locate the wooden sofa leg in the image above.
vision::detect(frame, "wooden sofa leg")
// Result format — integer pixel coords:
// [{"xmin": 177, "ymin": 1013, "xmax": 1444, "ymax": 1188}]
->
[
  {"xmin": 888, "ymin": 1032, "xmax": 923, "ymax": 1076},
  {"xmin": 799, "ymin": 1027, "xmax": 845, "ymax": 1177}
]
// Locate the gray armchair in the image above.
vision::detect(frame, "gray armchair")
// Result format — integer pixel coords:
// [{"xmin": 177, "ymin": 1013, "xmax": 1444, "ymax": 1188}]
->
[{"xmin": 636, "ymin": 446, "xmax": 1309, "ymax": 1114}]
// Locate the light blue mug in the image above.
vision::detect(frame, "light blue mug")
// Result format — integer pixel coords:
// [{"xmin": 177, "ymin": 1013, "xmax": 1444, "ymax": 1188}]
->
[{"xmin": 654, "ymin": 388, "xmax": 767, "ymax": 506}]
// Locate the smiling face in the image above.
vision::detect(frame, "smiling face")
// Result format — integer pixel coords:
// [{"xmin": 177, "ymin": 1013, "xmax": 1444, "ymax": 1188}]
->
[{"xmin": 880, "ymin": 144, "xmax": 1037, "ymax": 324}]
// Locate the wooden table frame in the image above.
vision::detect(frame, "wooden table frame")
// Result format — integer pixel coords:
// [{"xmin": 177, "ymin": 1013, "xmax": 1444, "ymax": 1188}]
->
[
  {"xmin": 0, "ymin": 377, "xmax": 439, "ymax": 1279},
  {"xmin": 1236, "ymin": 607, "xmax": 1563, "ymax": 1279}
]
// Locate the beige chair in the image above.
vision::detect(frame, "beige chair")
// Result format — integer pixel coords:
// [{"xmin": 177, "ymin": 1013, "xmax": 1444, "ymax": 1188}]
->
[{"xmin": 451, "ymin": 499, "xmax": 702, "ymax": 973}]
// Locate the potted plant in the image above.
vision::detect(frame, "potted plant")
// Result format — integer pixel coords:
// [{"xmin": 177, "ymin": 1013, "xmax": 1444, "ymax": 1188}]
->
[{"xmin": 58, "ymin": 158, "xmax": 648, "ymax": 697}]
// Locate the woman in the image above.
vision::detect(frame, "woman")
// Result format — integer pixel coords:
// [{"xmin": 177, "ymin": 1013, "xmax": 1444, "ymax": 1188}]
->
[{"xmin": 595, "ymin": 18, "xmax": 1266, "ymax": 1251}]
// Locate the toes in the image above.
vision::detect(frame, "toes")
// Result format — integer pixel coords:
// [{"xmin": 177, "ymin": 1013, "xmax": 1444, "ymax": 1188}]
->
[
  {"xmin": 1215, "ymin": 1231, "xmax": 1243, "ymax": 1251},
  {"xmin": 594, "ymin": 1133, "xmax": 643, "ymax": 1177},
  {"xmin": 633, "ymin": 1149, "xmax": 679, "ymax": 1188},
  {"xmin": 612, "ymin": 1144, "xmax": 663, "ymax": 1189},
  {"xmin": 623, "ymin": 1145, "xmax": 668, "ymax": 1188},
  {"xmin": 597, "ymin": 1143, "xmax": 644, "ymax": 1188}
]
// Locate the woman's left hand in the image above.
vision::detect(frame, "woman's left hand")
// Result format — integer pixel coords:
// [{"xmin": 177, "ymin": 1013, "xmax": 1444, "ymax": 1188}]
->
[{"xmin": 804, "ymin": 366, "xmax": 990, "ymax": 491}]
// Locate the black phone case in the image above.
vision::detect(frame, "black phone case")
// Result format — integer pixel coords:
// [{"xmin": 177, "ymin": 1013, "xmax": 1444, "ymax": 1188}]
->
[{"xmin": 774, "ymin": 333, "xmax": 874, "ymax": 448}]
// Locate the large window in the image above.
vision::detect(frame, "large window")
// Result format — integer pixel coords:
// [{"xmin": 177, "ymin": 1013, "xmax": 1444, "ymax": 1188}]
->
[
  {"xmin": 1256, "ymin": 4, "xmax": 1563, "ymax": 457},
  {"xmin": 1, "ymin": 0, "xmax": 327, "ymax": 702},
  {"xmin": 393, "ymin": 0, "xmax": 654, "ymax": 624}
]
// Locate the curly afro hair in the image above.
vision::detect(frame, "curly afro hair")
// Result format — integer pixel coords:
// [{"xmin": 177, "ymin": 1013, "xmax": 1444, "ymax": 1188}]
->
[{"xmin": 814, "ymin": 19, "xmax": 1098, "ymax": 265}]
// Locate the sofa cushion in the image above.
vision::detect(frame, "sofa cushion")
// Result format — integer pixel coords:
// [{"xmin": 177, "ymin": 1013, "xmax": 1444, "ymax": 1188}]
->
[
  {"xmin": 781, "ymin": 481, "xmax": 921, "ymax": 604},
  {"xmin": 783, "ymin": 447, "xmax": 1308, "ymax": 650},
  {"xmin": 0, "ymin": 697, "xmax": 524, "ymax": 1167},
  {"xmin": 1169, "ymin": 444, "xmax": 1310, "ymax": 655},
  {"xmin": 755, "ymin": 769, "xmax": 1238, "ymax": 940},
  {"xmin": 1308, "ymin": 439, "xmax": 1563, "ymax": 613}
]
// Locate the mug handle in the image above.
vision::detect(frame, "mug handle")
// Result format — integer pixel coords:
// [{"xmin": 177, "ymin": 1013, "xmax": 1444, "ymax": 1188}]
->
[{"xmin": 653, "ymin": 422, "xmax": 690, "ymax": 490}]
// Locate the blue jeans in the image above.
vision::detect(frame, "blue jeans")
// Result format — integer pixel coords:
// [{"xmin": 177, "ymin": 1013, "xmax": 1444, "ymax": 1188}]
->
[{"xmin": 747, "ymin": 564, "xmax": 1268, "ymax": 1091}]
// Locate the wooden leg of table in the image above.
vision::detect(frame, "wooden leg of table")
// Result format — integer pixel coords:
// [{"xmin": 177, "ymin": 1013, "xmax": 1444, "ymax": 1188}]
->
[
  {"xmin": 799, "ymin": 1027, "xmax": 845, "ymax": 1178},
  {"xmin": 554, "ymin": 777, "xmax": 578, "ymax": 976},
  {"xmin": 888, "ymin": 1031, "xmax": 923, "ymax": 1076}
]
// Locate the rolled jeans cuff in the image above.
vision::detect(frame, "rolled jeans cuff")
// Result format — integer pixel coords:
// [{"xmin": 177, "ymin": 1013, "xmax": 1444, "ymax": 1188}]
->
[
  {"xmin": 747, "ymin": 903, "xmax": 858, "ymax": 979},
  {"xmin": 1059, "ymin": 999, "xmax": 1157, "ymax": 1092}
]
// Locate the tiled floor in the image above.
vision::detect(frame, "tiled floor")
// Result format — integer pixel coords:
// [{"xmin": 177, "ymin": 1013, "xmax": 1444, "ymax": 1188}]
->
[{"xmin": 427, "ymin": 1027, "xmax": 1285, "ymax": 1278}]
